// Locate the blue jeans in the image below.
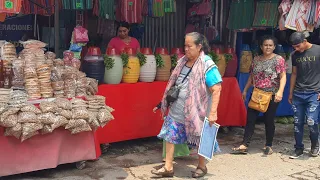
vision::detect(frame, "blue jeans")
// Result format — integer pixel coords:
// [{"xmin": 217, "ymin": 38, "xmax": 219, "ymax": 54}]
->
[{"xmin": 292, "ymin": 91, "xmax": 320, "ymax": 150}]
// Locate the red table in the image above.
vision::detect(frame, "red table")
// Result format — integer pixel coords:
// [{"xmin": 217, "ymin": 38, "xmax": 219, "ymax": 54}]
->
[
  {"xmin": 0, "ymin": 128, "xmax": 101, "ymax": 177},
  {"xmin": 96, "ymin": 77, "xmax": 246, "ymax": 144}
]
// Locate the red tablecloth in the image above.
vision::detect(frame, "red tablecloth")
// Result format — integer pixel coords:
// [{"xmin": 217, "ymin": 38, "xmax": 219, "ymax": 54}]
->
[
  {"xmin": 0, "ymin": 128, "xmax": 101, "ymax": 177},
  {"xmin": 96, "ymin": 77, "xmax": 246, "ymax": 144}
]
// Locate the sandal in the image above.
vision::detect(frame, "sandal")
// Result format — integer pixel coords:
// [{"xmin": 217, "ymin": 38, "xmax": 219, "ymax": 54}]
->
[
  {"xmin": 151, "ymin": 167, "xmax": 174, "ymax": 177},
  {"xmin": 192, "ymin": 166, "xmax": 207, "ymax": 178},
  {"xmin": 264, "ymin": 146, "xmax": 273, "ymax": 155},
  {"xmin": 231, "ymin": 146, "xmax": 248, "ymax": 155}
]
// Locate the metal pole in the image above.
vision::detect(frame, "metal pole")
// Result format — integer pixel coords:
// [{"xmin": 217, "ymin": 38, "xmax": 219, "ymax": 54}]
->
[{"xmin": 54, "ymin": 0, "xmax": 59, "ymax": 54}]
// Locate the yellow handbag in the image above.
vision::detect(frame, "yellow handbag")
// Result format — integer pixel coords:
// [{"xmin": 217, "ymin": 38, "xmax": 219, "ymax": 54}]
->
[{"xmin": 248, "ymin": 88, "xmax": 273, "ymax": 113}]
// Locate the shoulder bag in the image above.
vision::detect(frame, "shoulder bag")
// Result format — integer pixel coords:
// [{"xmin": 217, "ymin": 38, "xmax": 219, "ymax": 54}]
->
[
  {"xmin": 248, "ymin": 74, "xmax": 273, "ymax": 113},
  {"xmin": 166, "ymin": 65, "xmax": 194, "ymax": 104}
]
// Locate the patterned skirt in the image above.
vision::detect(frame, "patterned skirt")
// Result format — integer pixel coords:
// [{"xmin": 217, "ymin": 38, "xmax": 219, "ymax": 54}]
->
[
  {"xmin": 158, "ymin": 116, "xmax": 221, "ymax": 155},
  {"xmin": 157, "ymin": 116, "xmax": 187, "ymax": 145}
]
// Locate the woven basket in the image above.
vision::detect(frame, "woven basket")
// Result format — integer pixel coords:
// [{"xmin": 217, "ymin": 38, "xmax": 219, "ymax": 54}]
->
[{"xmin": 240, "ymin": 51, "xmax": 253, "ymax": 73}]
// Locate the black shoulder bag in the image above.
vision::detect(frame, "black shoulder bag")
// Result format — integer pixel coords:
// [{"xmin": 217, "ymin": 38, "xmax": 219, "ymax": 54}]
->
[{"xmin": 166, "ymin": 65, "xmax": 194, "ymax": 104}]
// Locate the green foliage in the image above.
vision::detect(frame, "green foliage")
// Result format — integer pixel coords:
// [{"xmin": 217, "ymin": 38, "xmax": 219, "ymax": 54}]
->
[
  {"xmin": 155, "ymin": 54, "xmax": 164, "ymax": 68},
  {"xmin": 103, "ymin": 55, "xmax": 115, "ymax": 70},
  {"xmin": 137, "ymin": 52, "xmax": 147, "ymax": 66},
  {"xmin": 120, "ymin": 53, "xmax": 129, "ymax": 68},
  {"xmin": 224, "ymin": 53, "xmax": 233, "ymax": 64},
  {"xmin": 171, "ymin": 54, "xmax": 178, "ymax": 67},
  {"xmin": 208, "ymin": 51, "xmax": 219, "ymax": 64}
]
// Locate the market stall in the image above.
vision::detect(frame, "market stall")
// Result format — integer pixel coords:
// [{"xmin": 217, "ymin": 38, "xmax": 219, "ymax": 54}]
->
[
  {"xmin": 0, "ymin": 39, "xmax": 115, "ymax": 176},
  {"xmin": 96, "ymin": 77, "xmax": 246, "ymax": 144},
  {"xmin": 0, "ymin": 127, "xmax": 101, "ymax": 177}
]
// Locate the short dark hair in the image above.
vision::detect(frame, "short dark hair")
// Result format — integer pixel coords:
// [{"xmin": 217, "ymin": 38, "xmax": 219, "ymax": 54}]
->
[
  {"xmin": 259, "ymin": 35, "xmax": 278, "ymax": 46},
  {"xmin": 289, "ymin": 32, "xmax": 305, "ymax": 45},
  {"xmin": 118, "ymin": 21, "xmax": 130, "ymax": 30}
]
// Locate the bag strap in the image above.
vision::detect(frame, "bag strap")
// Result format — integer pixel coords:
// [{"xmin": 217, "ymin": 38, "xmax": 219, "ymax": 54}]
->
[{"xmin": 181, "ymin": 62, "xmax": 195, "ymax": 83}]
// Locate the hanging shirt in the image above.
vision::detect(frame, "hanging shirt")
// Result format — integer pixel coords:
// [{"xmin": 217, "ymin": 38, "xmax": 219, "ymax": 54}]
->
[
  {"xmin": 116, "ymin": 0, "xmax": 142, "ymax": 24},
  {"xmin": 107, "ymin": 36, "xmax": 140, "ymax": 55}
]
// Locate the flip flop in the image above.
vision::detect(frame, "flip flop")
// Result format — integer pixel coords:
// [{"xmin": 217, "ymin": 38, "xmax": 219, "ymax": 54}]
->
[
  {"xmin": 192, "ymin": 166, "xmax": 207, "ymax": 178},
  {"xmin": 231, "ymin": 147, "xmax": 248, "ymax": 155},
  {"xmin": 264, "ymin": 146, "xmax": 273, "ymax": 155},
  {"xmin": 151, "ymin": 167, "xmax": 174, "ymax": 177}
]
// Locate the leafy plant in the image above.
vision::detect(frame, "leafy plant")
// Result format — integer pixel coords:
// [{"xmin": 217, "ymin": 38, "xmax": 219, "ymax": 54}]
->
[
  {"xmin": 155, "ymin": 54, "xmax": 164, "ymax": 68},
  {"xmin": 285, "ymin": 52, "xmax": 291, "ymax": 61},
  {"xmin": 171, "ymin": 54, "xmax": 178, "ymax": 67},
  {"xmin": 208, "ymin": 51, "xmax": 219, "ymax": 64},
  {"xmin": 103, "ymin": 55, "xmax": 115, "ymax": 70},
  {"xmin": 120, "ymin": 53, "xmax": 129, "ymax": 68},
  {"xmin": 137, "ymin": 52, "xmax": 147, "ymax": 66},
  {"xmin": 224, "ymin": 53, "xmax": 233, "ymax": 64}
]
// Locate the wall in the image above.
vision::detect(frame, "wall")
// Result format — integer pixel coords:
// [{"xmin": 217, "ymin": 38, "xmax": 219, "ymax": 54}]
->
[{"xmin": 140, "ymin": 0, "xmax": 186, "ymax": 52}]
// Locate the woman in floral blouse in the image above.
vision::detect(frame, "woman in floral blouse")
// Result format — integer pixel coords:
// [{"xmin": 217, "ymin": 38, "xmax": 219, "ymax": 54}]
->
[{"xmin": 231, "ymin": 35, "xmax": 287, "ymax": 155}]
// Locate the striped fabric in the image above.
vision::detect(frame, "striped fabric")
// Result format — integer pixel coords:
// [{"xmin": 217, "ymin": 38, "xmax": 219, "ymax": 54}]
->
[
  {"xmin": 285, "ymin": 0, "xmax": 313, "ymax": 32},
  {"xmin": 278, "ymin": 0, "xmax": 292, "ymax": 30},
  {"xmin": 141, "ymin": 0, "xmax": 148, "ymax": 16},
  {"xmin": 93, "ymin": 0, "xmax": 99, "ymax": 16},
  {"xmin": 116, "ymin": 0, "xmax": 142, "ymax": 23},
  {"xmin": 163, "ymin": 0, "xmax": 176, "ymax": 13},
  {"xmin": 0, "ymin": 0, "xmax": 22, "ymax": 14},
  {"xmin": 152, "ymin": 0, "xmax": 164, "ymax": 17},
  {"xmin": 62, "ymin": 0, "xmax": 92, "ymax": 10},
  {"xmin": 98, "ymin": 0, "xmax": 115, "ymax": 19},
  {"xmin": 21, "ymin": 0, "xmax": 62, "ymax": 15},
  {"xmin": 252, "ymin": 0, "xmax": 279, "ymax": 28},
  {"xmin": 227, "ymin": 0, "xmax": 254, "ymax": 30}
]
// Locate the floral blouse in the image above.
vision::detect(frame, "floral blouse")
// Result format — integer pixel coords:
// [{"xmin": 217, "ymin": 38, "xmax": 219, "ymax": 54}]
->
[{"xmin": 250, "ymin": 55, "xmax": 286, "ymax": 93}]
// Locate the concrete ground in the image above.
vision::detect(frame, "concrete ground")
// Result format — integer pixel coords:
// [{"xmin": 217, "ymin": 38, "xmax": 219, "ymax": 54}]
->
[{"xmin": 1, "ymin": 123, "xmax": 319, "ymax": 180}]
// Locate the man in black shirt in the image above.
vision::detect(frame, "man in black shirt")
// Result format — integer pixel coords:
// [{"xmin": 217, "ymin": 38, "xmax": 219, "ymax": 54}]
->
[{"xmin": 289, "ymin": 32, "xmax": 320, "ymax": 159}]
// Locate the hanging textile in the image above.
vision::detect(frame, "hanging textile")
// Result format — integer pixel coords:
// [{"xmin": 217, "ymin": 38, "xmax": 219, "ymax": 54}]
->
[
  {"xmin": 278, "ymin": 0, "xmax": 292, "ymax": 30},
  {"xmin": 227, "ymin": 0, "xmax": 254, "ymax": 30},
  {"xmin": 187, "ymin": 0, "xmax": 212, "ymax": 17},
  {"xmin": 152, "ymin": 0, "xmax": 164, "ymax": 17},
  {"xmin": 314, "ymin": 1, "xmax": 320, "ymax": 24},
  {"xmin": 97, "ymin": 18, "xmax": 116, "ymax": 36},
  {"xmin": 93, "ymin": 0, "xmax": 99, "ymax": 16},
  {"xmin": 62, "ymin": 0, "xmax": 93, "ymax": 10},
  {"xmin": 252, "ymin": 0, "xmax": 279, "ymax": 28},
  {"xmin": 163, "ymin": 0, "xmax": 176, "ymax": 13},
  {"xmin": 0, "ymin": 0, "xmax": 22, "ymax": 14},
  {"xmin": 97, "ymin": 0, "xmax": 115, "ymax": 19},
  {"xmin": 21, "ymin": 0, "xmax": 61, "ymax": 15},
  {"xmin": 116, "ymin": 0, "xmax": 142, "ymax": 23},
  {"xmin": 0, "ymin": 13, "xmax": 5, "ymax": 22},
  {"xmin": 141, "ymin": 0, "xmax": 148, "ymax": 16},
  {"xmin": 147, "ymin": 0, "xmax": 153, "ymax": 16},
  {"xmin": 285, "ymin": 0, "xmax": 313, "ymax": 32},
  {"xmin": 306, "ymin": 0, "xmax": 316, "ymax": 25}
]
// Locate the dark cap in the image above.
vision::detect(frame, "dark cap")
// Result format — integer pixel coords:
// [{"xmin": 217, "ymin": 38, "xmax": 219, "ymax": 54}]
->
[{"xmin": 289, "ymin": 32, "xmax": 306, "ymax": 45}]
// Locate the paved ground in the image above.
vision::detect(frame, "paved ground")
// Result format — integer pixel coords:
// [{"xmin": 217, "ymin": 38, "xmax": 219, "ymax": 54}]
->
[{"xmin": 1, "ymin": 123, "xmax": 319, "ymax": 180}]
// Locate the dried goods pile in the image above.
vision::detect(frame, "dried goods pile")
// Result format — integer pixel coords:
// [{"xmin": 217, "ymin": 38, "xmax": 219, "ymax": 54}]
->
[
  {"xmin": 0, "ymin": 95, "xmax": 114, "ymax": 142},
  {"xmin": 0, "ymin": 40, "xmax": 110, "ymax": 142},
  {"xmin": 1, "ymin": 42, "xmax": 17, "ymax": 67},
  {"xmin": 0, "ymin": 40, "xmax": 98, "ymax": 99},
  {"xmin": 19, "ymin": 40, "xmax": 47, "ymax": 99}
]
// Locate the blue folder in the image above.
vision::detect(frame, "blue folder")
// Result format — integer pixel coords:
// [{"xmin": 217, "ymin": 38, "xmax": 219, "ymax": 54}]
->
[{"xmin": 198, "ymin": 118, "xmax": 220, "ymax": 160}]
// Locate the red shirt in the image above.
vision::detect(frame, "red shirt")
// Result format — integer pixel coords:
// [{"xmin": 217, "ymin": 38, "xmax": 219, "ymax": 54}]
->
[{"xmin": 107, "ymin": 37, "xmax": 140, "ymax": 55}]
